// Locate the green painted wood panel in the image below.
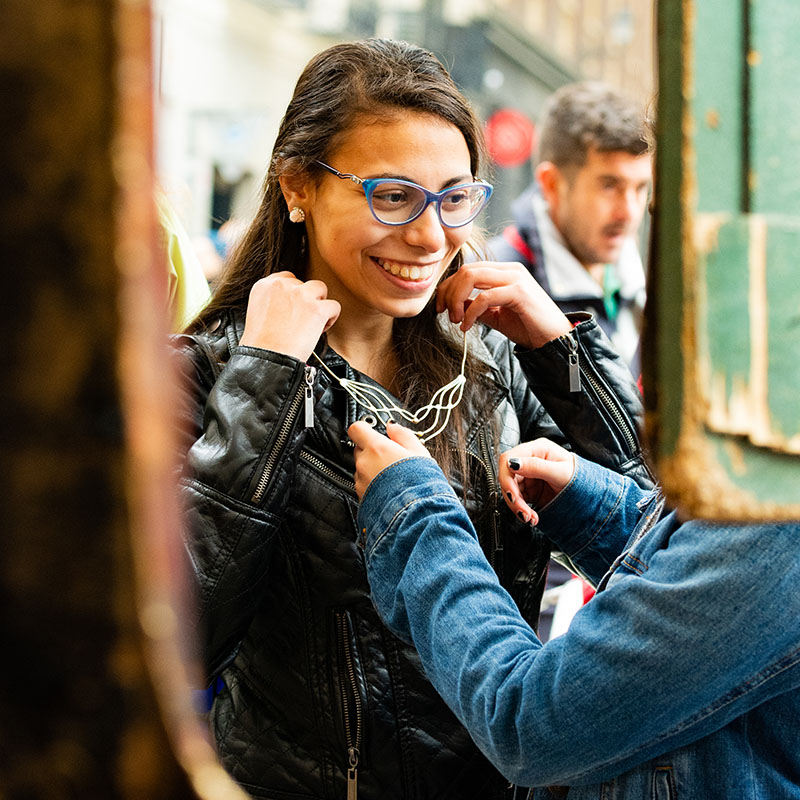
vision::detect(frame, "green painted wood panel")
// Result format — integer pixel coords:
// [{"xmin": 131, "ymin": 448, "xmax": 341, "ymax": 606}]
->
[
  {"xmin": 765, "ymin": 218, "xmax": 800, "ymax": 441},
  {"xmin": 710, "ymin": 433, "xmax": 800, "ymax": 504},
  {"xmin": 693, "ymin": 0, "xmax": 744, "ymax": 213},
  {"xmin": 750, "ymin": 0, "xmax": 800, "ymax": 214},
  {"xmin": 648, "ymin": 0, "xmax": 800, "ymax": 520},
  {"xmin": 700, "ymin": 217, "xmax": 750, "ymax": 394},
  {"xmin": 697, "ymin": 215, "xmax": 800, "ymax": 452}
]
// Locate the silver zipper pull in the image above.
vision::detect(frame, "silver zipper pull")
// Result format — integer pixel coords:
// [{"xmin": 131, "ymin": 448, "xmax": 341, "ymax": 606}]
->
[
  {"xmin": 567, "ymin": 335, "xmax": 581, "ymax": 393},
  {"xmin": 304, "ymin": 365, "xmax": 316, "ymax": 427},
  {"xmin": 347, "ymin": 747, "xmax": 359, "ymax": 800}
]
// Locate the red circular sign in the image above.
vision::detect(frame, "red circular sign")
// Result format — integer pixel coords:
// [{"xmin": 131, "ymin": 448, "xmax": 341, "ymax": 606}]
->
[{"xmin": 484, "ymin": 108, "xmax": 536, "ymax": 168}]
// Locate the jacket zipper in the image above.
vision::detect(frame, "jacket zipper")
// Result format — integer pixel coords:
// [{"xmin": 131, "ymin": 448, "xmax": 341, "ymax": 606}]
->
[
  {"xmin": 300, "ymin": 450, "xmax": 357, "ymax": 495},
  {"xmin": 478, "ymin": 427, "xmax": 503, "ymax": 555},
  {"xmin": 564, "ymin": 334, "xmax": 638, "ymax": 455},
  {"xmin": 335, "ymin": 611, "xmax": 363, "ymax": 800},
  {"xmin": 251, "ymin": 365, "xmax": 316, "ymax": 504},
  {"xmin": 457, "ymin": 436, "xmax": 502, "ymax": 570}
]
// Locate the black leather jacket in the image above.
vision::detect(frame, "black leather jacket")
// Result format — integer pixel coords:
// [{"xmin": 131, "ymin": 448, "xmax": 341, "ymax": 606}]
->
[{"xmin": 174, "ymin": 309, "xmax": 651, "ymax": 800}]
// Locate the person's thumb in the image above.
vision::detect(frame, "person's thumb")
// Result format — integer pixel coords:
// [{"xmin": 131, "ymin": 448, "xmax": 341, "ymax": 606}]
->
[
  {"xmin": 385, "ymin": 421, "xmax": 430, "ymax": 457},
  {"xmin": 348, "ymin": 419, "xmax": 381, "ymax": 449}
]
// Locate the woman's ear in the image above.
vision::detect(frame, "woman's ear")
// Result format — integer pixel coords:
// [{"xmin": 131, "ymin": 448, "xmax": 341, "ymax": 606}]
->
[{"xmin": 279, "ymin": 172, "xmax": 315, "ymax": 215}]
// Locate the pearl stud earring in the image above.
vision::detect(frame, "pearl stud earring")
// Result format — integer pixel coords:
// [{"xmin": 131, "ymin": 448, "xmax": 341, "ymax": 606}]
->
[{"xmin": 289, "ymin": 206, "xmax": 306, "ymax": 223}]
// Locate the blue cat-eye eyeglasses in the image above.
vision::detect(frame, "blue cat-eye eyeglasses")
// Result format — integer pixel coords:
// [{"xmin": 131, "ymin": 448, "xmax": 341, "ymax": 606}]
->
[{"xmin": 315, "ymin": 160, "xmax": 493, "ymax": 228}]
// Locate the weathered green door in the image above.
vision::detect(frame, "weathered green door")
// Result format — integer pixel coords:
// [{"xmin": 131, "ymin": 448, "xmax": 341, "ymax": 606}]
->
[{"xmin": 646, "ymin": 0, "xmax": 800, "ymax": 519}]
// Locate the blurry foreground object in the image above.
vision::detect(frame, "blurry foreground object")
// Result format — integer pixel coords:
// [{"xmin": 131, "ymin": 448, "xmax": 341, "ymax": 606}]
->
[
  {"xmin": 0, "ymin": 1, "xmax": 248, "ymax": 797},
  {"xmin": 644, "ymin": 0, "xmax": 800, "ymax": 519}
]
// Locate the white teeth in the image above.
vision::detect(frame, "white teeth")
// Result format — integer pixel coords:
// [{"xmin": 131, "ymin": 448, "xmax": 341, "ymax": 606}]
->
[{"xmin": 377, "ymin": 258, "xmax": 434, "ymax": 281}]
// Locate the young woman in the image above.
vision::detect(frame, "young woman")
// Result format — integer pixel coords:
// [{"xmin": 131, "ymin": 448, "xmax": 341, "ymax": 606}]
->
[{"xmin": 175, "ymin": 38, "xmax": 650, "ymax": 800}]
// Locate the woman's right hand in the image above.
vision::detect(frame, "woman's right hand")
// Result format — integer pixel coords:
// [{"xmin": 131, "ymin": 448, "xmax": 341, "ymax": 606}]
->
[
  {"xmin": 349, "ymin": 421, "xmax": 431, "ymax": 500},
  {"xmin": 498, "ymin": 438, "xmax": 575, "ymax": 525},
  {"xmin": 239, "ymin": 271, "xmax": 341, "ymax": 362}
]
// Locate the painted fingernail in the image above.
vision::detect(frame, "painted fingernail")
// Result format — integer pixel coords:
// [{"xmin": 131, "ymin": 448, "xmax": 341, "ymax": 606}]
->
[
  {"xmin": 506, "ymin": 492, "xmax": 513, "ymax": 501},
  {"xmin": 516, "ymin": 510, "xmax": 529, "ymax": 523},
  {"xmin": 508, "ymin": 458, "xmax": 521, "ymax": 471}
]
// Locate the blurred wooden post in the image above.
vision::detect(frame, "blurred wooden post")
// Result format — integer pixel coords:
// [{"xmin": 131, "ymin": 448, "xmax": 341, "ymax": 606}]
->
[
  {"xmin": 0, "ymin": 2, "xmax": 248, "ymax": 797},
  {"xmin": 645, "ymin": 0, "xmax": 800, "ymax": 520}
]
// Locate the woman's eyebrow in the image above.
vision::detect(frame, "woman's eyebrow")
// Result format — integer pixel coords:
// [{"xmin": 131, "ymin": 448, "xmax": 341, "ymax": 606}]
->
[{"xmin": 366, "ymin": 172, "xmax": 474, "ymax": 189}]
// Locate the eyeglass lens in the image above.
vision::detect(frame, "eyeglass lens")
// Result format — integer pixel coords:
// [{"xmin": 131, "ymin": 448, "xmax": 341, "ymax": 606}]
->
[{"xmin": 369, "ymin": 182, "xmax": 488, "ymax": 226}]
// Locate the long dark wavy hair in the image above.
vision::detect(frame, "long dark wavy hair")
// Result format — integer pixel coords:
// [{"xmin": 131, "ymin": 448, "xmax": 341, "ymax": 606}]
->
[{"xmin": 190, "ymin": 38, "xmax": 498, "ymax": 479}]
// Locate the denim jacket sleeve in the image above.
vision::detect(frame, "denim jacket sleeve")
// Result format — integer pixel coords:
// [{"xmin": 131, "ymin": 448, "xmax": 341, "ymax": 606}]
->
[
  {"xmin": 532, "ymin": 453, "xmax": 660, "ymax": 585},
  {"xmin": 360, "ymin": 456, "xmax": 800, "ymax": 787}
]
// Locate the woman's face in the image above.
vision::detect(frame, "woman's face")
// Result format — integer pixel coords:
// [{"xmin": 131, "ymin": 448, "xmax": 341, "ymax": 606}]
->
[{"xmin": 288, "ymin": 112, "xmax": 475, "ymax": 322}]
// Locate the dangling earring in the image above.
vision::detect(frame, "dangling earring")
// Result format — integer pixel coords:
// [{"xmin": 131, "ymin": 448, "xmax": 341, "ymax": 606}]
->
[{"xmin": 289, "ymin": 206, "xmax": 306, "ymax": 223}]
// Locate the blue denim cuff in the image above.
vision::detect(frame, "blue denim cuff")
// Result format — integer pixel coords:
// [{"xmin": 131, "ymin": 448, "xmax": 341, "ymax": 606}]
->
[
  {"xmin": 357, "ymin": 457, "xmax": 455, "ymax": 551},
  {"xmin": 537, "ymin": 454, "xmax": 628, "ymax": 558}
]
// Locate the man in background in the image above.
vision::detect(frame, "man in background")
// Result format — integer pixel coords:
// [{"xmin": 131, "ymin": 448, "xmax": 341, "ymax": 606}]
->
[{"xmin": 489, "ymin": 81, "xmax": 651, "ymax": 375}]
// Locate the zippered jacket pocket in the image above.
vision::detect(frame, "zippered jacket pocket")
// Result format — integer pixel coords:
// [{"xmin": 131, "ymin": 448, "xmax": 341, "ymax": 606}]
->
[
  {"xmin": 181, "ymin": 349, "xmax": 314, "ymax": 676},
  {"xmin": 300, "ymin": 449, "xmax": 357, "ymax": 498},
  {"xmin": 184, "ymin": 347, "xmax": 312, "ymax": 504},
  {"xmin": 332, "ymin": 610, "xmax": 368, "ymax": 800}
]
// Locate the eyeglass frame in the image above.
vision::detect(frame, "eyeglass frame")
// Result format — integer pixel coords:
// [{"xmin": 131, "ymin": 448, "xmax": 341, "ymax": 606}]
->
[{"xmin": 313, "ymin": 160, "xmax": 493, "ymax": 228}]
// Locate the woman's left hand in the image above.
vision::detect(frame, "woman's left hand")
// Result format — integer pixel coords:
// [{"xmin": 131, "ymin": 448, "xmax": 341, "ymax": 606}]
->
[
  {"xmin": 436, "ymin": 261, "xmax": 572, "ymax": 349},
  {"xmin": 498, "ymin": 438, "xmax": 575, "ymax": 526},
  {"xmin": 349, "ymin": 421, "xmax": 431, "ymax": 500}
]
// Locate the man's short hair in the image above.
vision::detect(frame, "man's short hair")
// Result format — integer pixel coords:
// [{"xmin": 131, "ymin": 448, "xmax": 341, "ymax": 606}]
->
[{"xmin": 537, "ymin": 81, "xmax": 648, "ymax": 169}]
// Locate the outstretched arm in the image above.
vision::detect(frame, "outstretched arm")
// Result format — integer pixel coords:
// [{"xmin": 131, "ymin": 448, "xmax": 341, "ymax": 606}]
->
[
  {"xmin": 354, "ymin": 428, "xmax": 800, "ymax": 787},
  {"xmin": 349, "ymin": 422, "xmax": 575, "ymax": 522}
]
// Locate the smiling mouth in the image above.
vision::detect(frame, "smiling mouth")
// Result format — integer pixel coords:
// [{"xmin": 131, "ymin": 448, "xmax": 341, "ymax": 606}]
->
[{"xmin": 375, "ymin": 257, "xmax": 436, "ymax": 282}]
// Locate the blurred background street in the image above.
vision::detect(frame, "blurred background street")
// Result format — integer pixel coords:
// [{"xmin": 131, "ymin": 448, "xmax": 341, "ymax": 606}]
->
[{"xmin": 153, "ymin": 0, "xmax": 654, "ymax": 271}]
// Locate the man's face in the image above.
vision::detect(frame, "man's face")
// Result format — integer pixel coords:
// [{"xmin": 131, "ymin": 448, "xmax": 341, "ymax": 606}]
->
[{"xmin": 544, "ymin": 147, "xmax": 652, "ymax": 268}]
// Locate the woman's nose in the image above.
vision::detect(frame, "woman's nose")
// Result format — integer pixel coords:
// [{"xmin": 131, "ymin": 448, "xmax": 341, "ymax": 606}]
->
[{"xmin": 402, "ymin": 203, "xmax": 447, "ymax": 251}]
